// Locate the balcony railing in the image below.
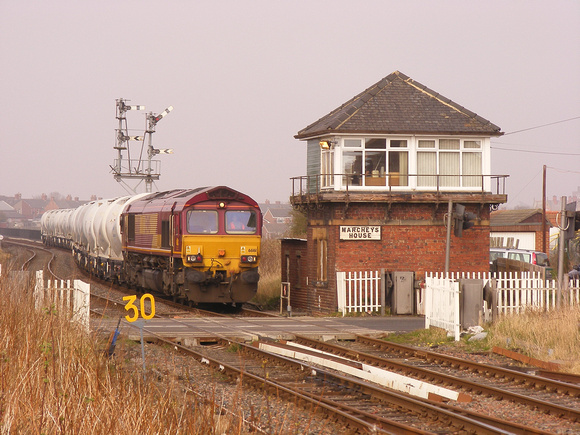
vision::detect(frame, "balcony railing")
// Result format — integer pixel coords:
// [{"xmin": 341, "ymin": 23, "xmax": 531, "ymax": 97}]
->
[{"xmin": 290, "ymin": 173, "xmax": 508, "ymax": 203}]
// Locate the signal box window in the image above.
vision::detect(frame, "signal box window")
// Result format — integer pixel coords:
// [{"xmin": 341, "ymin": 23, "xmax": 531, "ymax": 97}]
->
[
  {"xmin": 187, "ymin": 210, "xmax": 218, "ymax": 234},
  {"xmin": 226, "ymin": 210, "xmax": 257, "ymax": 234}
]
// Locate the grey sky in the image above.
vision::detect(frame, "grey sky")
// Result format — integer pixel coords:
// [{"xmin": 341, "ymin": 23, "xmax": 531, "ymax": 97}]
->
[{"xmin": 1, "ymin": 1, "xmax": 579, "ymax": 208}]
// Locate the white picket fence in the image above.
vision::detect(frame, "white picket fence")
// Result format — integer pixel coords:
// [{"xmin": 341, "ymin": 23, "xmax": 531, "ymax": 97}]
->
[
  {"xmin": 496, "ymin": 274, "xmax": 580, "ymax": 314},
  {"xmin": 424, "ymin": 271, "xmax": 580, "ymax": 340},
  {"xmin": 34, "ymin": 270, "xmax": 90, "ymax": 331},
  {"xmin": 336, "ymin": 270, "xmax": 382, "ymax": 315}
]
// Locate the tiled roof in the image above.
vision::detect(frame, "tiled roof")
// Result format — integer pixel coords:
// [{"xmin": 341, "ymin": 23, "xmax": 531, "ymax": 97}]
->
[
  {"xmin": 264, "ymin": 207, "xmax": 292, "ymax": 218},
  {"xmin": 490, "ymin": 209, "xmax": 547, "ymax": 226},
  {"xmin": 295, "ymin": 71, "xmax": 502, "ymax": 139},
  {"xmin": 53, "ymin": 199, "xmax": 87, "ymax": 209},
  {"xmin": 20, "ymin": 199, "xmax": 49, "ymax": 209}
]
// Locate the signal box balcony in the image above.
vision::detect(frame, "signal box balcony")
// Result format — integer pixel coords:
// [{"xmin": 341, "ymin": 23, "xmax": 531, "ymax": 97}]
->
[{"xmin": 290, "ymin": 173, "xmax": 508, "ymax": 208}]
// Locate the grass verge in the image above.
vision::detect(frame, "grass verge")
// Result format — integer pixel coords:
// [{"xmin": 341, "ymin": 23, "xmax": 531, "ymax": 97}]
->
[{"xmin": 385, "ymin": 307, "xmax": 580, "ymax": 374}]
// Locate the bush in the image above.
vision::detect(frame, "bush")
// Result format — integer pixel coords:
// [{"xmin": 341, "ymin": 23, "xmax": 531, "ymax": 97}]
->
[{"xmin": 254, "ymin": 239, "xmax": 281, "ymax": 308}]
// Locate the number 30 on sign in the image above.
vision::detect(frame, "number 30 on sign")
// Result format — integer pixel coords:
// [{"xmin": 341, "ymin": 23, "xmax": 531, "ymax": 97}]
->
[{"xmin": 122, "ymin": 294, "xmax": 156, "ymax": 322}]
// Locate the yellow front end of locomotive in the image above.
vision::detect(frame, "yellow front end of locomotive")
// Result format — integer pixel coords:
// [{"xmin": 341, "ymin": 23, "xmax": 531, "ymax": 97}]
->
[{"xmin": 182, "ymin": 235, "xmax": 260, "ymax": 273}]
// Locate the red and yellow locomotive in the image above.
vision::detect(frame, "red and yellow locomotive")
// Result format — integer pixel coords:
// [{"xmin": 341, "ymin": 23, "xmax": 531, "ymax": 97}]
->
[{"xmin": 121, "ymin": 186, "xmax": 261, "ymax": 305}]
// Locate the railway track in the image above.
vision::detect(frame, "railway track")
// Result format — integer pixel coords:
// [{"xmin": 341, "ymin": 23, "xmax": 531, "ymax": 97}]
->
[
  {"xmin": 128, "ymin": 316, "xmax": 568, "ymax": 434},
  {"xmin": 2, "ymin": 238, "xmax": 58, "ymax": 276},
  {"xmin": 287, "ymin": 335, "xmax": 579, "ymax": 429},
  {"xmin": 117, "ymin": 310, "xmax": 579, "ymax": 433},
  {"xmin": 4, "ymin": 237, "xmax": 579, "ymax": 433}
]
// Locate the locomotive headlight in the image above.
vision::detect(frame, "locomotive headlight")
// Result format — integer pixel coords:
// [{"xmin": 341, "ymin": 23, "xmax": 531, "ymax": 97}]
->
[
  {"xmin": 187, "ymin": 254, "xmax": 203, "ymax": 263},
  {"xmin": 240, "ymin": 255, "xmax": 257, "ymax": 263}
]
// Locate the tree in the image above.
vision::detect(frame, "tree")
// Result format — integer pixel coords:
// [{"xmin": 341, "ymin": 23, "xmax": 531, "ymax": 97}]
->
[{"xmin": 285, "ymin": 208, "xmax": 307, "ymax": 238}]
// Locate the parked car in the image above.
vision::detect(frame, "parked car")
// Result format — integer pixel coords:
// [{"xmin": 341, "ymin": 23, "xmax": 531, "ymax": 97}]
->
[{"xmin": 489, "ymin": 248, "xmax": 550, "ymax": 267}]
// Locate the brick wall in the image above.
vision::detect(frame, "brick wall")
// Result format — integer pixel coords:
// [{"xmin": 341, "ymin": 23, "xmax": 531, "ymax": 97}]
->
[{"xmin": 283, "ymin": 201, "xmax": 491, "ymax": 313}]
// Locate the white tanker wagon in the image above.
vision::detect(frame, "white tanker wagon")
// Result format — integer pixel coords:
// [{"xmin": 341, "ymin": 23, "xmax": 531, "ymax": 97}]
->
[
  {"xmin": 41, "ymin": 208, "xmax": 74, "ymax": 247},
  {"xmin": 41, "ymin": 193, "xmax": 154, "ymax": 281}
]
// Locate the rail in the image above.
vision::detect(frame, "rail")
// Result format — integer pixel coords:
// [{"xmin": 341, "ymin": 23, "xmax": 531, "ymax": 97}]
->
[{"xmin": 290, "ymin": 173, "xmax": 508, "ymax": 204}]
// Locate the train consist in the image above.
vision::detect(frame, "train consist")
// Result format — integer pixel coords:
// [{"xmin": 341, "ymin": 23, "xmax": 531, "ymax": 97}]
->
[{"xmin": 41, "ymin": 186, "xmax": 261, "ymax": 305}]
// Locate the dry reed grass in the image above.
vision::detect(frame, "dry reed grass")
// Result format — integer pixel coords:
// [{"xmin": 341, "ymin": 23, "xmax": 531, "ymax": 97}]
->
[
  {"xmin": 254, "ymin": 239, "xmax": 281, "ymax": 307},
  {"xmin": 487, "ymin": 306, "xmax": 580, "ymax": 374},
  {"xmin": 0, "ymin": 269, "xmax": 242, "ymax": 434}
]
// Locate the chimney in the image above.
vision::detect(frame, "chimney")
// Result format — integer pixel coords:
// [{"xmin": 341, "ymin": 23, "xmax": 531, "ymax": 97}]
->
[
  {"xmin": 90, "ymin": 195, "xmax": 97, "ymax": 201},
  {"xmin": 66, "ymin": 194, "xmax": 72, "ymax": 201},
  {"xmin": 41, "ymin": 193, "xmax": 47, "ymax": 200},
  {"xmin": 15, "ymin": 193, "xmax": 21, "ymax": 200},
  {"xmin": 74, "ymin": 197, "xmax": 79, "ymax": 201},
  {"xmin": 265, "ymin": 199, "xmax": 270, "ymax": 204}
]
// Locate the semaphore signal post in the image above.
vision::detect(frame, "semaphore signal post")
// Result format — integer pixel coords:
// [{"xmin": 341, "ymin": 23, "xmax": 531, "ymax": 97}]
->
[{"xmin": 111, "ymin": 98, "xmax": 174, "ymax": 194}]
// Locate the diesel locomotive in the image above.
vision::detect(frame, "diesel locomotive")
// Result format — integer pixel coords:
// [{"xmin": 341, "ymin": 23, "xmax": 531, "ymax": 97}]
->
[{"xmin": 41, "ymin": 186, "xmax": 262, "ymax": 305}]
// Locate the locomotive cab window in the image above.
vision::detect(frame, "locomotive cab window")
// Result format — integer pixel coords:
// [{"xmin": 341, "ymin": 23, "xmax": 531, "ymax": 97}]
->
[
  {"xmin": 225, "ymin": 210, "xmax": 257, "ymax": 234},
  {"xmin": 186, "ymin": 210, "xmax": 218, "ymax": 234},
  {"xmin": 127, "ymin": 214, "xmax": 135, "ymax": 242}
]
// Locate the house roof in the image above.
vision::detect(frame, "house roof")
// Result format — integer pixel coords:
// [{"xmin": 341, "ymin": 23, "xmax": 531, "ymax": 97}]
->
[
  {"xmin": 17, "ymin": 199, "xmax": 49, "ymax": 209},
  {"xmin": 490, "ymin": 209, "xmax": 551, "ymax": 227},
  {"xmin": 262, "ymin": 221, "xmax": 289, "ymax": 237},
  {"xmin": 261, "ymin": 204, "xmax": 292, "ymax": 218},
  {"xmin": 53, "ymin": 199, "xmax": 87, "ymax": 210},
  {"xmin": 0, "ymin": 201, "xmax": 14, "ymax": 211},
  {"xmin": 295, "ymin": 71, "xmax": 502, "ymax": 139}
]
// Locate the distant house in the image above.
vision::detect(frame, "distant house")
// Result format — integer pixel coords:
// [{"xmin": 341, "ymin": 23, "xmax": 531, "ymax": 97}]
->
[
  {"xmin": 47, "ymin": 195, "xmax": 86, "ymax": 212},
  {"xmin": 0, "ymin": 193, "xmax": 88, "ymax": 228},
  {"xmin": 0, "ymin": 201, "xmax": 14, "ymax": 213},
  {"xmin": 14, "ymin": 198, "xmax": 49, "ymax": 220},
  {"xmin": 539, "ymin": 194, "xmax": 580, "ymax": 212},
  {"xmin": 260, "ymin": 201, "xmax": 293, "ymax": 239},
  {"xmin": 490, "ymin": 209, "xmax": 552, "ymax": 252},
  {"xmin": 0, "ymin": 200, "xmax": 20, "ymax": 224}
]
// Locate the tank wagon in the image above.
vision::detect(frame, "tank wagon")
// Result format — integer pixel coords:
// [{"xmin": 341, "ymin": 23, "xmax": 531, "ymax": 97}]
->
[{"xmin": 41, "ymin": 186, "xmax": 262, "ymax": 305}]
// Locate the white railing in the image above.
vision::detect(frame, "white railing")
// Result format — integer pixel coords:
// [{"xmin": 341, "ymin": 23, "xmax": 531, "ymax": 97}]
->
[
  {"xmin": 424, "ymin": 276, "xmax": 461, "ymax": 341},
  {"xmin": 495, "ymin": 272, "xmax": 550, "ymax": 314},
  {"xmin": 336, "ymin": 270, "xmax": 382, "ymax": 315},
  {"xmin": 34, "ymin": 270, "xmax": 90, "ymax": 331},
  {"xmin": 493, "ymin": 272, "xmax": 579, "ymax": 314},
  {"xmin": 570, "ymin": 279, "xmax": 580, "ymax": 305},
  {"xmin": 424, "ymin": 271, "xmax": 580, "ymax": 339}
]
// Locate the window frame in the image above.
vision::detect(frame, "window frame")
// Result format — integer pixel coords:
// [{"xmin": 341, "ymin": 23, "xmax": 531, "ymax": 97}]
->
[
  {"xmin": 225, "ymin": 210, "xmax": 258, "ymax": 235},
  {"xmin": 186, "ymin": 209, "xmax": 219, "ymax": 234},
  {"xmin": 323, "ymin": 136, "xmax": 486, "ymax": 191}
]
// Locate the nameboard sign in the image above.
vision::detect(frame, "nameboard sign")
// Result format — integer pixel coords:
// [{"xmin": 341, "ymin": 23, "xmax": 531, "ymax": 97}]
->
[{"xmin": 339, "ymin": 226, "xmax": 381, "ymax": 240}]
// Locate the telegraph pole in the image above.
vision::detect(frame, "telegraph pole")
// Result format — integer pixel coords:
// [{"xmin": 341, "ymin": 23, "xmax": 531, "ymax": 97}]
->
[
  {"xmin": 557, "ymin": 196, "xmax": 566, "ymax": 308},
  {"xmin": 542, "ymin": 165, "xmax": 547, "ymax": 254}
]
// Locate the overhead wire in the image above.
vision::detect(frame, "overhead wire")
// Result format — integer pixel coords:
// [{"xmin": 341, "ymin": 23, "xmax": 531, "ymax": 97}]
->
[
  {"xmin": 490, "ymin": 146, "xmax": 580, "ymax": 156},
  {"xmin": 491, "ymin": 115, "xmax": 580, "ymax": 155},
  {"xmin": 502, "ymin": 116, "xmax": 580, "ymax": 136}
]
